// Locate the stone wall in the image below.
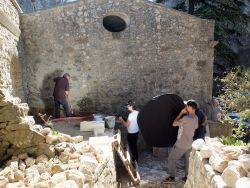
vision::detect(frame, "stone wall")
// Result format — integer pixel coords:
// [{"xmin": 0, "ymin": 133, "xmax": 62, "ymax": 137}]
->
[
  {"xmin": 0, "ymin": 130, "xmax": 117, "ymax": 187},
  {"xmin": 0, "ymin": 0, "xmax": 24, "ymax": 99},
  {"xmin": 185, "ymin": 138, "xmax": 250, "ymax": 188},
  {"xmin": 20, "ymin": 0, "xmax": 215, "ymax": 115},
  {"xmin": 0, "ymin": 0, "xmax": 52, "ymax": 164}
]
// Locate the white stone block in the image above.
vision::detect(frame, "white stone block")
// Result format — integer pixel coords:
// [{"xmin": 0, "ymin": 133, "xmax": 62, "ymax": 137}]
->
[
  {"xmin": 67, "ymin": 169, "xmax": 85, "ymax": 187},
  {"xmin": 222, "ymin": 164, "xmax": 247, "ymax": 187},
  {"xmin": 25, "ymin": 157, "xmax": 35, "ymax": 167},
  {"xmin": 212, "ymin": 175, "xmax": 227, "ymax": 188},
  {"xmin": 80, "ymin": 121, "xmax": 105, "ymax": 135},
  {"xmin": 89, "ymin": 136, "xmax": 110, "ymax": 146},
  {"xmin": 209, "ymin": 153, "xmax": 228, "ymax": 173},
  {"xmin": 238, "ymin": 154, "xmax": 250, "ymax": 172},
  {"xmin": 51, "ymin": 172, "xmax": 67, "ymax": 187},
  {"xmin": 192, "ymin": 139, "xmax": 205, "ymax": 151},
  {"xmin": 200, "ymin": 145, "xmax": 213, "ymax": 159},
  {"xmin": 35, "ymin": 154, "xmax": 48, "ymax": 164},
  {"xmin": 54, "ymin": 180, "xmax": 79, "ymax": 188},
  {"xmin": 236, "ymin": 177, "xmax": 250, "ymax": 188},
  {"xmin": 221, "ymin": 146, "xmax": 248, "ymax": 160}
]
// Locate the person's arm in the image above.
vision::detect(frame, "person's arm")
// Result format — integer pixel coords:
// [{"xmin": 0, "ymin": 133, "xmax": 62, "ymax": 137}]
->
[
  {"xmin": 65, "ymin": 91, "xmax": 69, "ymax": 97},
  {"xmin": 119, "ymin": 117, "xmax": 131, "ymax": 128},
  {"xmin": 201, "ymin": 115, "xmax": 207, "ymax": 126},
  {"xmin": 65, "ymin": 80, "xmax": 70, "ymax": 96},
  {"xmin": 172, "ymin": 107, "xmax": 188, "ymax": 127}
]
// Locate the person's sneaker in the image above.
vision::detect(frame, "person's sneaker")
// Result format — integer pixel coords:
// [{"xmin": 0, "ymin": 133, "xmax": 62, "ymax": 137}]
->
[{"xmin": 161, "ymin": 177, "xmax": 176, "ymax": 184}]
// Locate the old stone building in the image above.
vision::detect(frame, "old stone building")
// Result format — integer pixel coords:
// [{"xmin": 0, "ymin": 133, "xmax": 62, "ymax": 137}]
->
[
  {"xmin": 2, "ymin": 1, "xmax": 249, "ymax": 188},
  {"xmin": 19, "ymin": 0, "xmax": 215, "ymax": 115}
]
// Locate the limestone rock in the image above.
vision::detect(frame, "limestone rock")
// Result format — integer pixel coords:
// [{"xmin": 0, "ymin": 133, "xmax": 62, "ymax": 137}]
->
[
  {"xmin": 18, "ymin": 153, "xmax": 28, "ymax": 160},
  {"xmin": 51, "ymin": 164, "xmax": 68, "ymax": 175},
  {"xmin": 192, "ymin": 139, "xmax": 205, "ymax": 151},
  {"xmin": 0, "ymin": 97, "xmax": 21, "ymax": 106},
  {"xmin": 19, "ymin": 161, "xmax": 26, "ymax": 172},
  {"xmin": 37, "ymin": 162, "xmax": 51, "ymax": 174},
  {"xmin": 24, "ymin": 166, "xmax": 40, "ymax": 185},
  {"xmin": 54, "ymin": 180, "xmax": 79, "ymax": 188},
  {"xmin": 0, "ymin": 176, "xmax": 8, "ymax": 188},
  {"xmin": 222, "ymin": 164, "xmax": 247, "ymax": 187},
  {"xmin": 69, "ymin": 153, "xmax": 81, "ymax": 160},
  {"xmin": 58, "ymin": 133, "xmax": 71, "ymax": 142},
  {"xmin": 70, "ymin": 136, "xmax": 84, "ymax": 143},
  {"xmin": 236, "ymin": 177, "xmax": 250, "ymax": 188},
  {"xmin": 36, "ymin": 143, "xmax": 55, "ymax": 158},
  {"xmin": 39, "ymin": 172, "xmax": 51, "ymax": 182},
  {"xmin": 9, "ymin": 161, "xmax": 18, "ymax": 171},
  {"xmin": 25, "ymin": 157, "xmax": 35, "ymax": 167},
  {"xmin": 51, "ymin": 172, "xmax": 67, "ymax": 187},
  {"xmin": 14, "ymin": 170, "xmax": 24, "ymax": 182},
  {"xmin": 59, "ymin": 151, "xmax": 70, "ymax": 163},
  {"xmin": 46, "ymin": 134, "xmax": 58, "ymax": 145},
  {"xmin": 5, "ymin": 130, "xmax": 34, "ymax": 148},
  {"xmin": 35, "ymin": 154, "xmax": 48, "ymax": 164},
  {"xmin": 211, "ymin": 175, "xmax": 227, "ymax": 188},
  {"xmin": 0, "ymin": 167, "xmax": 11, "ymax": 177},
  {"xmin": 209, "ymin": 153, "xmax": 228, "ymax": 173},
  {"xmin": 200, "ymin": 145, "xmax": 213, "ymax": 159},
  {"xmin": 31, "ymin": 131, "xmax": 46, "ymax": 145},
  {"xmin": 221, "ymin": 146, "xmax": 248, "ymax": 160},
  {"xmin": 5, "ymin": 123, "xmax": 30, "ymax": 131},
  {"xmin": 6, "ymin": 181, "xmax": 26, "ymax": 188},
  {"xmin": 75, "ymin": 142, "xmax": 90, "ymax": 154},
  {"xmin": 0, "ymin": 103, "xmax": 29, "ymax": 122},
  {"xmin": 205, "ymin": 137, "xmax": 224, "ymax": 150},
  {"xmin": 79, "ymin": 156, "xmax": 98, "ymax": 173},
  {"xmin": 79, "ymin": 156, "xmax": 98, "ymax": 182},
  {"xmin": 66, "ymin": 169, "xmax": 85, "ymax": 187},
  {"xmin": 41, "ymin": 128, "xmax": 51, "ymax": 136},
  {"xmin": 238, "ymin": 154, "xmax": 250, "ymax": 172},
  {"xmin": 34, "ymin": 180, "xmax": 52, "ymax": 188},
  {"xmin": 8, "ymin": 172, "xmax": 15, "ymax": 183},
  {"xmin": 204, "ymin": 164, "xmax": 216, "ymax": 182},
  {"xmin": 54, "ymin": 142, "xmax": 68, "ymax": 153}
]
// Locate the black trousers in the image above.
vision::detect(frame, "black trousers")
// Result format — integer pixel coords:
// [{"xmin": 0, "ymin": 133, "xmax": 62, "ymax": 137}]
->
[
  {"xmin": 54, "ymin": 98, "xmax": 71, "ymax": 118},
  {"xmin": 127, "ymin": 132, "xmax": 139, "ymax": 162}
]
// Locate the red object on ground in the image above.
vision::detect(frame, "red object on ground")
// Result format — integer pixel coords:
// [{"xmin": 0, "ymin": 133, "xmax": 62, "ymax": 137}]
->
[{"xmin": 50, "ymin": 115, "xmax": 93, "ymax": 122}]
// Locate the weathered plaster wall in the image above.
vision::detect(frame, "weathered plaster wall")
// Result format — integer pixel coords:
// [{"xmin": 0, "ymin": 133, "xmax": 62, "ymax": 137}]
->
[{"xmin": 20, "ymin": 0, "xmax": 215, "ymax": 115}]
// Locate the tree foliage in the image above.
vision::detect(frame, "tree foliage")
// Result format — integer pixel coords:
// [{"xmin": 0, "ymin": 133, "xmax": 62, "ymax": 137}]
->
[
  {"xmin": 219, "ymin": 67, "xmax": 250, "ymax": 112},
  {"xmin": 153, "ymin": 0, "xmax": 250, "ymax": 68}
]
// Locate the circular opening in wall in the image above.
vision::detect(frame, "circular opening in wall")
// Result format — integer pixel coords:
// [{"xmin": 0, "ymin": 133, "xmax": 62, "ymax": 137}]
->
[{"xmin": 103, "ymin": 13, "xmax": 129, "ymax": 32}]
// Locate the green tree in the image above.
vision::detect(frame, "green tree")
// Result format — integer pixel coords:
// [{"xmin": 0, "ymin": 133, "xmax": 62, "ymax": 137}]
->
[{"xmin": 219, "ymin": 67, "xmax": 250, "ymax": 112}]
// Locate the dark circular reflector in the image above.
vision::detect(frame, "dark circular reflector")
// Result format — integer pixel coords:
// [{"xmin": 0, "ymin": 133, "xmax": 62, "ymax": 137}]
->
[{"xmin": 137, "ymin": 94, "xmax": 185, "ymax": 147}]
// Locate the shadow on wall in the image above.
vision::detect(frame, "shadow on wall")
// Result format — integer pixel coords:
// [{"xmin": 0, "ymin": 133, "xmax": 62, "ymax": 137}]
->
[{"xmin": 39, "ymin": 69, "xmax": 64, "ymax": 117}]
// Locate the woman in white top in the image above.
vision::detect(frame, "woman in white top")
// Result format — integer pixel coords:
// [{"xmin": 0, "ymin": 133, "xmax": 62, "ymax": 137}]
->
[{"xmin": 119, "ymin": 101, "xmax": 139, "ymax": 163}]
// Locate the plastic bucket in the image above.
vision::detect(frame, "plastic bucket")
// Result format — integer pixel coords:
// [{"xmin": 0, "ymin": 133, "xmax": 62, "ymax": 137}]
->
[
  {"xmin": 105, "ymin": 116, "xmax": 116, "ymax": 129},
  {"xmin": 93, "ymin": 114, "xmax": 104, "ymax": 121}
]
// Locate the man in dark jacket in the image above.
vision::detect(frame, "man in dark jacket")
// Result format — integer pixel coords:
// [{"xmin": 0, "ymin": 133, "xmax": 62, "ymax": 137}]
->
[{"xmin": 53, "ymin": 73, "xmax": 71, "ymax": 118}]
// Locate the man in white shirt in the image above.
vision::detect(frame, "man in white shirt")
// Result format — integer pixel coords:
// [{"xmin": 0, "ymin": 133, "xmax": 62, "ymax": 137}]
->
[{"xmin": 119, "ymin": 101, "xmax": 139, "ymax": 163}]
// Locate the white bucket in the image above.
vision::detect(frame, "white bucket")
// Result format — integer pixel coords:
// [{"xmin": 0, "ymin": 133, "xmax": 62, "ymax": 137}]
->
[{"xmin": 105, "ymin": 116, "xmax": 116, "ymax": 129}]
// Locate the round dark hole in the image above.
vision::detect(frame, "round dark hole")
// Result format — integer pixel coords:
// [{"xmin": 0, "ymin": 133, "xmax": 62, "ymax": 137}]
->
[{"xmin": 103, "ymin": 15, "xmax": 127, "ymax": 32}]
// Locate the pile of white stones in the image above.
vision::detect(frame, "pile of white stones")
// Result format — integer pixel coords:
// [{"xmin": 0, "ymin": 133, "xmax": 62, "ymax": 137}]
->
[
  {"xmin": 185, "ymin": 137, "xmax": 250, "ymax": 188},
  {"xmin": 0, "ymin": 127, "xmax": 106, "ymax": 188}
]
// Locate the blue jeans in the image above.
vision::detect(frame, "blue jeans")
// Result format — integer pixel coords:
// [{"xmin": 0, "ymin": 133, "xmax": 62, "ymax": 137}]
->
[{"xmin": 54, "ymin": 98, "xmax": 71, "ymax": 118}]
